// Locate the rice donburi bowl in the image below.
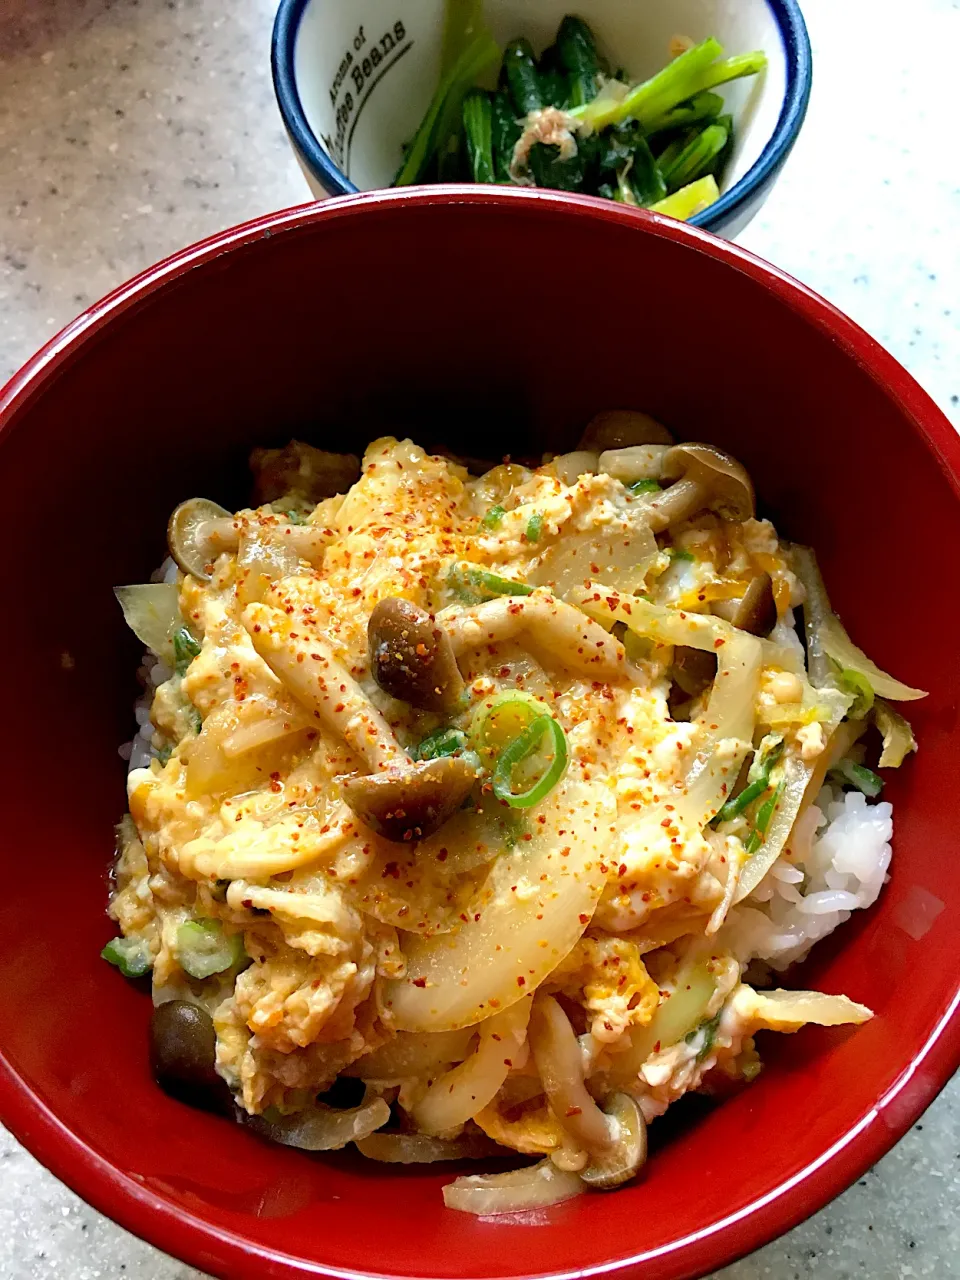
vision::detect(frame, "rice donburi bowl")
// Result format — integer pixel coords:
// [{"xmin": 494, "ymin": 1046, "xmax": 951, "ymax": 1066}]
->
[{"xmin": 107, "ymin": 413, "xmax": 925, "ymax": 1212}]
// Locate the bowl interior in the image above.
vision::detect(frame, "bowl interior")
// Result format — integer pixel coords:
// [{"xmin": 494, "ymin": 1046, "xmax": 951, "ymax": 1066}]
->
[
  {"xmin": 292, "ymin": 0, "xmax": 787, "ymax": 194},
  {"xmin": 1, "ymin": 192, "xmax": 958, "ymax": 1280}
]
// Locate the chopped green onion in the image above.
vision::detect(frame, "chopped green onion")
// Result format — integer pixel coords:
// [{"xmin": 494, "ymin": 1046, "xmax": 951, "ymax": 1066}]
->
[
  {"xmin": 839, "ymin": 668, "xmax": 875, "ymax": 720},
  {"xmin": 669, "ymin": 546, "xmax": 695, "ymax": 561},
  {"xmin": 156, "ymin": 742, "xmax": 173, "ymax": 766},
  {"xmin": 284, "ymin": 509, "xmax": 309, "ymax": 525},
  {"xmin": 744, "ymin": 778, "xmax": 786, "ymax": 855},
  {"xmin": 483, "ymin": 504, "xmax": 506, "ymax": 529},
  {"xmin": 829, "ymin": 758, "xmax": 884, "ymax": 799},
  {"xmin": 525, "ymin": 511, "xmax": 544, "ymax": 543},
  {"xmin": 628, "ymin": 478, "xmax": 661, "ymax": 495},
  {"xmin": 685, "ymin": 1009, "xmax": 723, "ymax": 1062},
  {"xmin": 492, "ymin": 714, "xmax": 568, "ymax": 808},
  {"xmin": 449, "ymin": 562, "xmax": 535, "ymax": 602},
  {"xmin": 173, "ymin": 626, "xmax": 202, "ymax": 676},
  {"xmin": 714, "ymin": 736, "xmax": 784, "ymax": 826},
  {"xmin": 415, "ymin": 727, "xmax": 469, "ymax": 760},
  {"xmin": 190, "ymin": 706, "xmax": 203, "ymax": 735},
  {"xmin": 176, "ymin": 919, "xmax": 245, "ymax": 979},
  {"xmin": 101, "ymin": 936, "xmax": 152, "ymax": 978}
]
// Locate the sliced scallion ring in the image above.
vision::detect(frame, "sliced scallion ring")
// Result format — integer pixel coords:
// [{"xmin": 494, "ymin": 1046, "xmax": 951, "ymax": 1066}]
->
[{"xmin": 492, "ymin": 714, "xmax": 568, "ymax": 809}]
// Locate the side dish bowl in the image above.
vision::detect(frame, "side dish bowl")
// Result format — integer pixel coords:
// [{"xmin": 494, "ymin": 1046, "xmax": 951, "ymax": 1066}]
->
[
  {"xmin": 271, "ymin": 0, "xmax": 812, "ymax": 238},
  {"xmin": 0, "ymin": 188, "xmax": 958, "ymax": 1280}
]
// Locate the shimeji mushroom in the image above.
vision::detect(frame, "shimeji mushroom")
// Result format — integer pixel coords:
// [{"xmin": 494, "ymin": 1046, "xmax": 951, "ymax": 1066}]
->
[
  {"xmin": 712, "ymin": 571, "xmax": 777, "ymax": 637},
  {"xmin": 341, "ymin": 756, "xmax": 478, "ymax": 843},
  {"xmin": 671, "ymin": 572, "xmax": 777, "ymax": 698},
  {"xmin": 579, "ymin": 1093, "xmax": 648, "ymax": 1190},
  {"xmin": 368, "ymin": 598, "xmax": 465, "ymax": 713},
  {"xmin": 578, "ymin": 409, "xmax": 674, "ymax": 452},
  {"xmin": 167, "ymin": 498, "xmax": 331, "ymax": 582},
  {"xmin": 644, "ymin": 443, "xmax": 755, "ymax": 533},
  {"xmin": 529, "ymin": 995, "xmax": 648, "ymax": 1189}
]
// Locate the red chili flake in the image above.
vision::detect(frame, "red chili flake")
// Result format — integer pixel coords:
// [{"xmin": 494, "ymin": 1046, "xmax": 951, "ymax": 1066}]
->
[
  {"xmin": 412, "ymin": 977, "xmax": 427, "ymax": 988},
  {"xmin": 714, "ymin": 638, "xmax": 725, "ymax": 648},
  {"xmin": 516, "ymin": 976, "xmax": 526, "ymax": 987},
  {"xmin": 579, "ymin": 913, "xmax": 590, "ymax": 924},
  {"xmin": 565, "ymin": 1106, "xmax": 583, "ymax": 1118}
]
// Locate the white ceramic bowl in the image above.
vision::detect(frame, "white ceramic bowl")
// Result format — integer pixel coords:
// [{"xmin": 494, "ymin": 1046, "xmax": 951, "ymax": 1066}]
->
[{"xmin": 272, "ymin": 0, "xmax": 811, "ymax": 238}]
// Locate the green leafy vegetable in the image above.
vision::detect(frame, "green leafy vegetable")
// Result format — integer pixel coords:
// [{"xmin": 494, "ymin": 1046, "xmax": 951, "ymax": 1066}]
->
[
  {"xmin": 463, "ymin": 89, "xmax": 496, "ymax": 183},
  {"xmin": 644, "ymin": 90, "xmax": 725, "ymax": 136},
  {"xmin": 525, "ymin": 511, "xmax": 544, "ymax": 543},
  {"xmin": 483, "ymin": 504, "xmax": 506, "ymax": 529},
  {"xmin": 628, "ymin": 478, "xmax": 662, "ymax": 495},
  {"xmin": 649, "ymin": 175, "xmax": 720, "ymax": 220},
  {"xmin": 503, "ymin": 37, "xmax": 544, "ymax": 115},
  {"xmin": 686, "ymin": 1009, "xmax": 723, "ymax": 1062},
  {"xmin": 660, "ymin": 122, "xmax": 729, "ymax": 193},
  {"xmin": 491, "ymin": 90, "xmax": 521, "ymax": 182},
  {"xmin": 556, "ymin": 14, "xmax": 601, "ymax": 107},
  {"xmin": 102, "ymin": 936, "xmax": 152, "ymax": 979},
  {"xmin": 395, "ymin": 27, "xmax": 500, "ymax": 185}
]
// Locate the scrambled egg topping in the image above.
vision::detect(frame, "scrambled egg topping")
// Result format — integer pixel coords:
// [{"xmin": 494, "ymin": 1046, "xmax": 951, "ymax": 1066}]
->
[{"xmin": 113, "ymin": 436, "xmax": 871, "ymax": 1162}]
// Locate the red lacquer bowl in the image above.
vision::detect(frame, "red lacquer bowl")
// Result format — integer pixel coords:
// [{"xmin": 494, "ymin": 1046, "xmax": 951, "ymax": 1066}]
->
[{"xmin": 0, "ymin": 188, "xmax": 957, "ymax": 1280}]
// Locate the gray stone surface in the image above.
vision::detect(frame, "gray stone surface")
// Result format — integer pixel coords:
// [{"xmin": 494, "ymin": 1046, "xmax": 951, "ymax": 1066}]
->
[{"xmin": 1, "ymin": 0, "xmax": 958, "ymax": 1277}]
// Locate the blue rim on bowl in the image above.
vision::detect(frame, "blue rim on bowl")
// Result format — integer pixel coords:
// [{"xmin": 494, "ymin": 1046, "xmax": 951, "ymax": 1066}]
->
[{"xmin": 271, "ymin": 0, "xmax": 812, "ymax": 235}]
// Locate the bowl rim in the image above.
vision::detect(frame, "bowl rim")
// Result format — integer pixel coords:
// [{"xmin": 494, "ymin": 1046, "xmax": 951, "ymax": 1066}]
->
[
  {"xmin": 1, "ymin": 186, "xmax": 959, "ymax": 1280},
  {"xmin": 269, "ymin": 0, "xmax": 813, "ymax": 233}
]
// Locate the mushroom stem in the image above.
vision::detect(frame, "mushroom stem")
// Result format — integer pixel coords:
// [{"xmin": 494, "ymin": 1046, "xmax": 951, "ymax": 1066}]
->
[
  {"xmin": 241, "ymin": 603, "xmax": 404, "ymax": 772},
  {"xmin": 205, "ymin": 517, "xmax": 332, "ymax": 562},
  {"xmin": 530, "ymin": 994, "xmax": 614, "ymax": 1154},
  {"xmin": 643, "ymin": 475, "xmax": 707, "ymax": 532},
  {"xmin": 439, "ymin": 595, "xmax": 627, "ymax": 682}
]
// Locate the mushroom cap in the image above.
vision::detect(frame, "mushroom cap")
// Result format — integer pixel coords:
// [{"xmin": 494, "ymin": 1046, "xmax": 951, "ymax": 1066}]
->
[
  {"xmin": 167, "ymin": 497, "xmax": 232, "ymax": 580},
  {"xmin": 579, "ymin": 1092, "xmax": 648, "ymax": 1190},
  {"xmin": 579, "ymin": 410, "xmax": 674, "ymax": 452},
  {"xmin": 369, "ymin": 598, "xmax": 465, "ymax": 714},
  {"xmin": 660, "ymin": 443, "xmax": 755, "ymax": 522},
  {"xmin": 342, "ymin": 756, "xmax": 477, "ymax": 843}
]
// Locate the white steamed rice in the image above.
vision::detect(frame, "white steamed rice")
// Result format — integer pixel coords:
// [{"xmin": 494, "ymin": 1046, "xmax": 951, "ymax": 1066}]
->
[{"xmin": 731, "ymin": 784, "xmax": 894, "ymax": 969}]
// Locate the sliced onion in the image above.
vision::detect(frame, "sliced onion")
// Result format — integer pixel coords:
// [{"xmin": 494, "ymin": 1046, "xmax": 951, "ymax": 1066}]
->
[
  {"xmin": 606, "ymin": 952, "xmax": 716, "ymax": 1086},
  {"xmin": 410, "ymin": 999, "xmax": 531, "ymax": 1135},
  {"xmin": 732, "ymin": 984, "xmax": 873, "ymax": 1032},
  {"xmin": 346, "ymin": 1029, "xmax": 476, "ymax": 1079},
  {"xmin": 792, "ymin": 546, "xmax": 926, "ymax": 700},
  {"xmin": 115, "ymin": 583, "xmax": 181, "ymax": 662},
  {"xmin": 384, "ymin": 779, "xmax": 612, "ymax": 1031},
  {"xmin": 874, "ymin": 698, "xmax": 918, "ymax": 768},
  {"xmin": 245, "ymin": 1098, "xmax": 389, "ymax": 1151},
  {"xmin": 572, "ymin": 586, "xmax": 803, "ymax": 674},
  {"xmin": 820, "ymin": 612, "xmax": 926, "ymax": 702},
  {"xmin": 356, "ymin": 1132, "xmax": 507, "ymax": 1163},
  {"xmin": 442, "ymin": 1159, "xmax": 583, "ymax": 1215},
  {"xmin": 529, "ymin": 516, "xmax": 658, "ymax": 600}
]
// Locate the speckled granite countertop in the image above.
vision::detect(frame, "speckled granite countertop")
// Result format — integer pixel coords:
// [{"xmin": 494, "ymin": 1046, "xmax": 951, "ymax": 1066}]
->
[{"xmin": 1, "ymin": 1, "xmax": 958, "ymax": 1277}]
